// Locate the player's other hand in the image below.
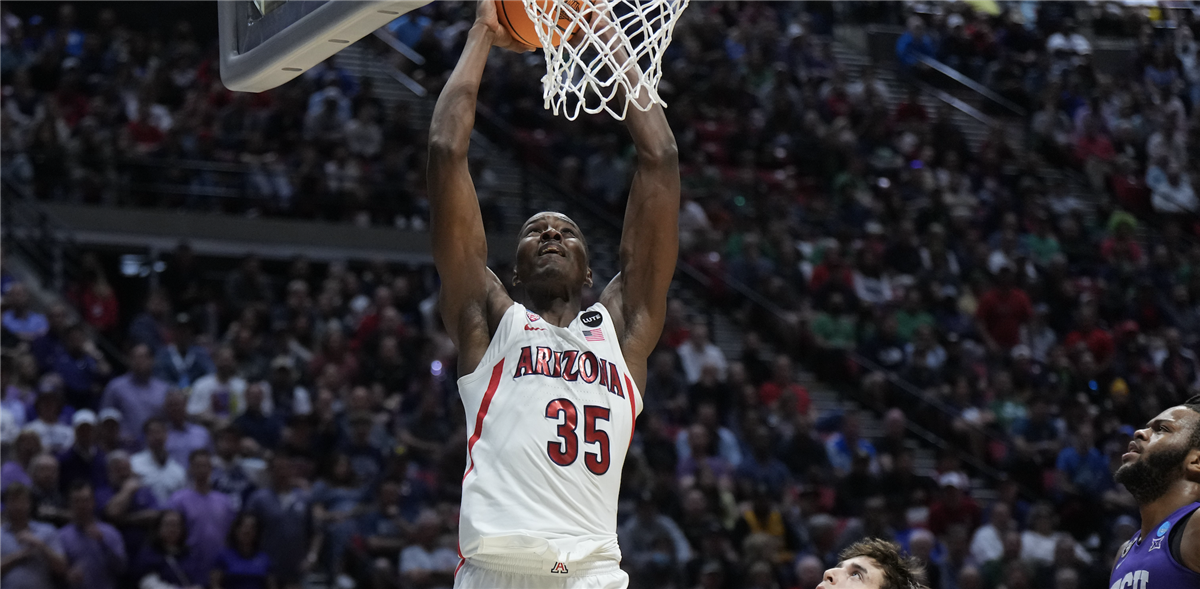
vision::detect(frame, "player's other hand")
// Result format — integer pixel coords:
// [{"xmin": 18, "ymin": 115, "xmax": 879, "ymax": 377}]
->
[{"xmin": 475, "ymin": 1, "xmax": 532, "ymax": 53}]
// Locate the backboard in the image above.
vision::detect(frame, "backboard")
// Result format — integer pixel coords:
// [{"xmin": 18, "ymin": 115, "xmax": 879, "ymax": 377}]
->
[{"xmin": 219, "ymin": 0, "xmax": 432, "ymax": 93}]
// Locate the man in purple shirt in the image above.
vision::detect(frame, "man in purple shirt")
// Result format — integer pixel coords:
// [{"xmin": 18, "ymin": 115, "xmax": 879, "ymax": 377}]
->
[
  {"xmin": 164, "ymin": 390, "xmax": 212, "ymax": 468},
  {"xmin": 99, "ymin": 344, "xmax": 169, "ymax": 443},
  {"xmin": 95, "ymin": 450, "xmax": 159, "ymax": 558},
  {"xmin": 56, "ymin": 409, "xmax": 108, "ymax": 494},
  {"xmin": 58, "ymin": 482, "xmax": 127, "ymax": 589},
  {"xmin": 0, "ymin": 482, "xmax": 67, "ymax": 589},
  {"xmin": 168, "ymin": 449, "xmax": 235, "ymax": 576}
]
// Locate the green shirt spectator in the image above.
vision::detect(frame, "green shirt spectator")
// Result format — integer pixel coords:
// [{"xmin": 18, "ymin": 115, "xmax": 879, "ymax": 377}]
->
[
  {"xmin": 894, "ymin": 290, "xmax": 935, "ymax": 341},
  {"xmin": 810, "ymin": 293, "xmax": 857, "ymax": 350}
]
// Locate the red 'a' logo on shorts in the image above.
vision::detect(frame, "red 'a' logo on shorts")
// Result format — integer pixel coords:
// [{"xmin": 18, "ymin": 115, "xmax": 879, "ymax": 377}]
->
[{"xmin": 550, "ymin": 562, "xmax": 569, "ymax": 574}]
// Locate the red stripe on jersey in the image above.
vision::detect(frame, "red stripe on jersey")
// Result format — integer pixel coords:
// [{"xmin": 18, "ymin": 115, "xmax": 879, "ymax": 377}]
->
[
  {"xmin": 463, "ymin": 359, "xmax": 506, "ymax": 480},
  {"xmin": 454, "ymin": 558, "xmax": 465, "ymax": 578},
  {"xmin": 625, "ymin": 374, "xmax": 637, "ymax": 449}
]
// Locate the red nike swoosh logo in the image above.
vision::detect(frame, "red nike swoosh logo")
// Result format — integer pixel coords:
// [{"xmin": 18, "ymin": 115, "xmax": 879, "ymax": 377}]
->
[{"xmin": 524, "ymin": 325, "xmax": 544, "ymax": 331}]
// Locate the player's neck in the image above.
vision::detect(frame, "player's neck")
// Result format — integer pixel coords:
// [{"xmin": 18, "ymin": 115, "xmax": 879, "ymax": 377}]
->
[
  {"xmin": 1138, "ymin": 486, "xmax": 1199, "ymax": 540},
  {"xmin": 525, "ymin": 293, "xmax": 582, "ymax": 328}
]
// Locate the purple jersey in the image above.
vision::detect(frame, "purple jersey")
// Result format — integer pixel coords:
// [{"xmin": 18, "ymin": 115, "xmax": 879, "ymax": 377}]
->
[{"xmin": 1110, "ymin": 502, "xmax": 1200, "ymax": 589}]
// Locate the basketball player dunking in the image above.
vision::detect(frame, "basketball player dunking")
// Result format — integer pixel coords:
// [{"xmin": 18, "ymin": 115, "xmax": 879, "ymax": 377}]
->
[
  {"xmin": 428, "ymin": 2, "xmax": 678, "ymax": 588},
  {"xmin": 1109, "ymin": 396, "xmax": 1200, "ymax": 589}
]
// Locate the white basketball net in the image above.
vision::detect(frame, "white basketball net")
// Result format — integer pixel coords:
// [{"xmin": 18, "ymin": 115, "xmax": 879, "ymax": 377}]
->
[{"xmin": 521, "ymin": 0, "xmax": 689, "ymax": 120}]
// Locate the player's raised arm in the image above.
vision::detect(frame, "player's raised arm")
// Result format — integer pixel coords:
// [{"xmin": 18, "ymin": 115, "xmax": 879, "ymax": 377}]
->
[
  {"xmin": 428, "ymin": 2, "xmax": 525, "ymax": 372},
  {"xmin": 597, "ymin": 18, "xmax": 681, "ymax": 382}
]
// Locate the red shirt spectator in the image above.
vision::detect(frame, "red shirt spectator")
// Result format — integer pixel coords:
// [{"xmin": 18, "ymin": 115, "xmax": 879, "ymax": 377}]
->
[
  {"xmin": 1064, "ymin": 327, "xmax": 1115, "ymax": 364},
  {"xmin": 975, "ymin": 269, "xmax": 1033, "ymax": 350},
  {"xmin": 810, "ymin": 246, "xmax": 854, "ymax": 292},
  {"xmin": 928, "ymin": 472, "xmax": 982, "ymax": 536},
  {"xmin": 78, "ymin": 282, "xmax": 120, "ymax": 334},
  {"xmin": 1064, "ymin": 307, "xmax": 1114, "ymax": 364},
  {"xmin": 757, "ymin": 354, "xmax": 812, "ymax": 415}
]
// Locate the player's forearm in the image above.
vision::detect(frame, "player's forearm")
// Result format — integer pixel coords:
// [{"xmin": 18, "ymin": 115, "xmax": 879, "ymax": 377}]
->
[
  {"xmin": 429, "ymin": 24, "xmax": 495, "ymax": 157},
  {"xmin": 625, "ymin": 104, "xmax": 678, "ymax": 166}
]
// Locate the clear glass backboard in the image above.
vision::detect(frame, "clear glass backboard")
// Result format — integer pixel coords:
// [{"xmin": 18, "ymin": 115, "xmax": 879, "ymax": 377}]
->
[{"xmin": 219, "ymin": 0, "xmax": 432, "ymax": 92}]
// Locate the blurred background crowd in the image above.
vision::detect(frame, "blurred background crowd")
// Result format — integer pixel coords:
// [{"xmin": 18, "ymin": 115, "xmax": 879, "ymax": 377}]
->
[{"xmin": 2, "ymin": 1, "xmax": 1200, "ymax": 589}]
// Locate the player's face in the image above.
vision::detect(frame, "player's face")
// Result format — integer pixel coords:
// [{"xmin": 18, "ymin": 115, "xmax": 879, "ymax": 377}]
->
[
  {"xmin": 1114, "ymin": 406, "xmax": 1199, "ymax": 502},
  {"xmin": 515, "ymin": 212, "xmax": 591, "ymax": 289},
  {"xmin": 817, "ymin": 557, "xmax": 884, "ymax": 589},
  {"xmin": 1119, "ymin": 407, "xmax": 1197, "ymax": 467}
]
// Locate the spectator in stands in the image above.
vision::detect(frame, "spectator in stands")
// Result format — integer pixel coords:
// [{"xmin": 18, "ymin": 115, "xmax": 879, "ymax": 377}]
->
[
  {"xmin": 1147, "ymin": 160, "xmax": 1197, "ymax": 214},
  {"xmin": 211, "ymin": 512, "xmax": 273, "ymax": 589},
  {"xmin": 245, "ymin": 453, "xmax": 317, "ymax": 588},
  {"xmin": 163, "ymin": 390, "xmax": 212, "ymax": 469},
  {"xmin": 968, "ymin": 502, "xmax": 1014, "ymax": 565},
  {"xmin": 264, "ymin": 355, "xmax": 312, "ymax": 420},
  {"xmin": 1, "ymin": 430, "xmax": 42, "ymax": 491},
  {"xmin": 28, "ymin": 453, "xmax": 68, "ymax": 527},
  {"xmin": 130, "ymin": 418, "xmax": 186, "ymax": 505},
  {"xmin": 56, "ymin": 409, "xmax": 104, "ymax": 494},
  {"xmin": 95, "ymin": 409, "xmax": 125, "ymax": 453},
  {"xmin": 131, "ymin": 509, "xmax": 205, "ymax": 589},
  {"xmin": 825, "ymin": 411, "xmax": 877, "ymax": 477},
  {"xmin": 757, "ymin": 354, "xmax": 811, "ymax": 416},
  {"xmin": 100, "ymin": 343, "xmax": 168, "ymax": 443},
  {"xmin": 46, "ymin": 324, "xmax": 110, "ymax": 410},
  {"xmin": 152, "ymin": 315, "xmax": 214, "ymax": 389},
  {"xmin": 126, "ymin": 289, "xmax": 171, "ymax": 352},
  {"xmin": 0, "ymin": 482, "xmax": 68, "ymax": 588},
  {"xmin": 974, "ymin": 264, "xmax": 1032, "ymax": 355},
  {"xmin": 895, "ymin": 16, "xmax": 938, "ymax": 74},
  {"xmin": 224, "ymin": 255, "xmax": 273, "ymax": 317},
  {"xmin": 58, "ymin": 482, "xmax": 126, "ymax": 589},
  {"xmin": 676, "ymin": 319, "xmax": 727, "ymax": 385},
  {"xmin": 2, "ymin": 284, "xmax": 48, "ymax": 343},
  {"xmin": 96, "ymin": 451, "xmax": 158, "ymax": 559},
  {"xmin": 188, "ymin": 346, "xmax": 250, "ymax": 426},
  {"xmin": 25, "ymin": 379, "xmax": 74, "ymax": 454},
  {"xmin": 927, "ymin": 472, "xmax": 981, "ymax": 536},
  {"xmin": 3, "ymin": 353, "xmax": 39, "ymax": 430},
  {"xmin": 397, "ymin": 510, "xmax": 457, "ymax": 589},
  {"xmin": 734, "ymin": 425, "xmax": 791, "ymax": 497},
  {"xmin": 168, "ymin": 450, "xmax": 235, "ymax": 578},
  {"xmin": 18, "ymin": 308, "xmax": 63, "ymax": 371}
]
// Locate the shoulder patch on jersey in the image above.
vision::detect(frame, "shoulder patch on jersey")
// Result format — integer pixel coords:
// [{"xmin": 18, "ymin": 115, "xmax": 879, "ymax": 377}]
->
[
  {"xmin": 527, "ymin": 311, "xmax": 542, "ymax": 323},
  {"xmin": 1156, "ymin": 521, "xmax": 1170, "ymax": 537},
  {"xmin": 581, "ymin": 310, "xmax": 603, "ymax": 327}
]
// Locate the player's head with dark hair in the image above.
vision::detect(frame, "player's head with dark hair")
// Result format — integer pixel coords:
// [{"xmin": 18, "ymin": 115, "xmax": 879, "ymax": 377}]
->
[
  {"xmin": 1113, "ymin": 396, "xmax": 1200, "ymax": 505},
  {"xmin": 817, "ymin": 538, "xmax": 928, "ymax": 589},
  {"xmin": 513, "ymin": 211, "xmax": 592, "ymax": 297}
]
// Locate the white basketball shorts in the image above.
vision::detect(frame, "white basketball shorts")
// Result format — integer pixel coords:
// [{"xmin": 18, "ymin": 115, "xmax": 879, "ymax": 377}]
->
[{"xmin": 453, "ymin": 554, "xmax": 628, "ymax": 589}]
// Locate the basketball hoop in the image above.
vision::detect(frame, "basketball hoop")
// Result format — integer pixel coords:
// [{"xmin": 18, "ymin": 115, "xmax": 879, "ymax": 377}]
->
[{"xmin": 521, "ymin": 0, "xmax": 688, "ymax": 120}]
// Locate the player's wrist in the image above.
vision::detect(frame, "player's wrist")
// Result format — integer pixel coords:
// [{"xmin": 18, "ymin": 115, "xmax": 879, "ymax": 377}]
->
[{"xmin": 470, "ymin": 21, "xmax": 498, "ymax": 42}]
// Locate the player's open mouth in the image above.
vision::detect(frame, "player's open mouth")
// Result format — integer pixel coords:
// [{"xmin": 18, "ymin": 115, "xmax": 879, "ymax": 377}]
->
[{"xmin": 539, "ymin": 244, "xmax": 565, "ymax": 256}]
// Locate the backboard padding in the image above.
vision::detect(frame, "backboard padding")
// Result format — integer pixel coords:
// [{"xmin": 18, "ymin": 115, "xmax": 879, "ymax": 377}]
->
[{"xmin": 219, "ymin": 0, "xmax": 432, "ymax": 93}]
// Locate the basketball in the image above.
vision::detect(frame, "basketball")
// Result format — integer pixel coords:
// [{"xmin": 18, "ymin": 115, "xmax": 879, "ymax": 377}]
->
[{"xmin": 495, "ymin": 0, "xmax": 585, "ymax": 49}]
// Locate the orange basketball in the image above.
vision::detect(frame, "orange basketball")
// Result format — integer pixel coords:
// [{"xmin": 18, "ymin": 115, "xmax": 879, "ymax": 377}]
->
[{"xmin": 495, "ymin": 0, "xmax": 585, "ymax": 50}]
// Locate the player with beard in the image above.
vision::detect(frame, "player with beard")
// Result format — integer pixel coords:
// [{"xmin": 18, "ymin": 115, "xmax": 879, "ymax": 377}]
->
[{"xmin": 1109, "ymin": 395, "xmax": 1200, "ymax": 588}]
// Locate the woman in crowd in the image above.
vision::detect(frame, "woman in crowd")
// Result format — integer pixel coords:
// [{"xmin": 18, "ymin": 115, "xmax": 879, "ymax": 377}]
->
[
  {"xmin": 211, "ymin": 512, "xmax": 275, "ymax": 589},
  {"xmin": 133, "ymin": 509, "xmax": 207, "ymax": 589}
]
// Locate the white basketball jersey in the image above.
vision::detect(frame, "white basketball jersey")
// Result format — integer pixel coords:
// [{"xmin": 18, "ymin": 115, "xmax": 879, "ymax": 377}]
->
[{"xmin": 457, "ymin": 302, "xmax": 642, "ymax": 566}]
